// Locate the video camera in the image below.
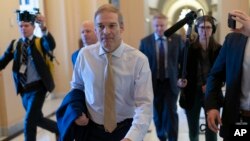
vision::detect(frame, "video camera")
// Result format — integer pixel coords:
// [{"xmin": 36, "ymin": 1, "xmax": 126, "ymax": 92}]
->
[{"xmin": 16, "ymin": 8, "xmax": 40, "ymax": 23}]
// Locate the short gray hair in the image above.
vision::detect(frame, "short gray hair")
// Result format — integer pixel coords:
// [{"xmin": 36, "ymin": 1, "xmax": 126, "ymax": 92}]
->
[{"xmin": 94, "ymin": 4, "xmax": 124, "ymax": 27}]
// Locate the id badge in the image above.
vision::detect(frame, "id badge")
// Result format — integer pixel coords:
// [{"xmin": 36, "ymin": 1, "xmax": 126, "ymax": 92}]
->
[{"xmin": 19, "ymin": 64, "xmax": 27, "ymax": 74}]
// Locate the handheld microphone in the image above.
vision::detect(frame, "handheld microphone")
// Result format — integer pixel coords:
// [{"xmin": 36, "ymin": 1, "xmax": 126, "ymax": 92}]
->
[{"xmin": 164, "ymin": 9, "xmax": 202, "ymax": 37}]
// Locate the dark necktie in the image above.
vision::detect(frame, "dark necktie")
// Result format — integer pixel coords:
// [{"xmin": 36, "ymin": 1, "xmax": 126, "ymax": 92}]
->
[
  {"xmin": 20, "ymin": 38, "xmax": 30, "ymax": 86},
  {"xmin": 104, "ymin": 53, "xmax": 117, "ymax": 133},
  {"xmin": 159, "ymin": 37, "xmax": 165, "ymax": 80}
]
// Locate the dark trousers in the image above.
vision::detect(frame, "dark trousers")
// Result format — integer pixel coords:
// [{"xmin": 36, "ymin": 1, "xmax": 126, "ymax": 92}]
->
[
  {"xmin": 185, "ymin": 86, "xmax": 217, "ymax": 141},
  {"xmin": 153, "ymin": 79, "xmax": 179, "ymax": 141},
  {"xmin": 86, "ymin": 119, "xmax": 132, "ymax": 141},
  {"xmin": 21, "ymin": 81, "xmax": 59, "ymax": 141}
]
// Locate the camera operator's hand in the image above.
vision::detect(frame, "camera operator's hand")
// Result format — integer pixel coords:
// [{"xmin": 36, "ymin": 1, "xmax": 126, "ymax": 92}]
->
[
  {"xmin": 36, "ymin": 14, "xmax": 47, "ymax": 31},
  {"xmin": 177, "ymin": 78, "xmax": 187, "ymax": 88},
  {"xmin": 230, "ymin": 10, "xmax": 250, "ymax": 36}
]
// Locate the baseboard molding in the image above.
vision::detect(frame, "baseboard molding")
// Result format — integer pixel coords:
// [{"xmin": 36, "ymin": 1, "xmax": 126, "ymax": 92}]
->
[
  {"xmin": 0, "ymin": 120, "xmax": 23, "ymax": 141},
  {"xmin": 0, "ymin": 97, "xmax": 61, "ymax": 141},
  {"xmin": 1, "ymin": 111, "xmax": 56, "ymax": 141}
]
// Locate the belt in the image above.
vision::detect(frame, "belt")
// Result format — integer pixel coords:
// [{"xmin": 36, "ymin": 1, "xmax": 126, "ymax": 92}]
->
[
  {"xmin": 240, "ymin": 110, "xmax": 250, "ymax": 117},
  {"xmin": 22, "ymin": 80, "xmax": 43, "ymax": 92},
  {"xmin": 90, "ymin": 118, "xmax": 132, "ymax": 132},
  {"xmin": 157, "ymin": 78, "xmax": 169, "ymax": 83}
]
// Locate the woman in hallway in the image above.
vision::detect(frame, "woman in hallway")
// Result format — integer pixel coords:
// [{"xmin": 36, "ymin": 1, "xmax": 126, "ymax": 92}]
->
[{"xmin": 177, "ymin": 15, "xmax": 223, "ymax": 141}]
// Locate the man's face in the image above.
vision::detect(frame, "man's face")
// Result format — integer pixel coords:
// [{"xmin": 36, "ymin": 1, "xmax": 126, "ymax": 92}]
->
[
  {"xmin": 94, "ymin": 11, "xmax": 124, "ymax": 53},
  {"xmin": 152, "ymin": 18, "xmax": 167, "ymax": 37},
  {"xmin": 18, "ymin": 21, "xmax": 35, "ymax": 38},
  {"xmin": 81, "ymin": 22, "xmax": 98, "ymax": 46}
]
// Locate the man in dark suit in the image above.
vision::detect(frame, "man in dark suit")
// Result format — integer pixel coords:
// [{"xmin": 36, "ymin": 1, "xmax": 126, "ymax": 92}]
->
[
  {"xmin": 139, "ymin": 13, "xmax": 183, "ymax": 141},
  {"xmin": 205, "ymin": 10, "xmax": 250, "ymax": 141},
  {"xmin": 0, "ymin": 10, "xmax": 58, "ymax": 141}
]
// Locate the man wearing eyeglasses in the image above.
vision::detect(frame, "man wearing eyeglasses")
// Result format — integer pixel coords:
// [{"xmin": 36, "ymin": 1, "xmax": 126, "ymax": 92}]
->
[{"xmin": 177, "ymin": 15, "xmax": 222, "ymax": 141}]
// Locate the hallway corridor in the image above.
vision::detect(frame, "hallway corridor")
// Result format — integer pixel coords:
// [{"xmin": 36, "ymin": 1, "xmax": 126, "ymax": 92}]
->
[{"xmin": 1, "ymin": 98, "xmax": 223, "ymax": 141}]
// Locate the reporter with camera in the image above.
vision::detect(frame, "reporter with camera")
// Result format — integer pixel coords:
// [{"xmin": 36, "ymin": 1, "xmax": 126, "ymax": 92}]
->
[
  {"xmin": 0, "ymin": 11, "xmax": 59, "ymax": 141},
  {"xmin": 205, "ymin": 10, "xmax": 250, "ymax": 141}
]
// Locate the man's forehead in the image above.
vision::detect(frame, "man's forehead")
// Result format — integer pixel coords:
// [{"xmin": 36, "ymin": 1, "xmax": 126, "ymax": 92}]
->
[
  {"xmin": 18, "ymin": 21, "xmax": 33, "ymax": 26},
  {"xmin": 95, "ymin": 12, "xmax": 118, "ymax": 21},
  {"xmin": 95, "ymin": 21, "xmax": 118, "ymax": 25},
  {"xmin": 82, "ymin": 24, "xmax": 94, "ymax": 29}
]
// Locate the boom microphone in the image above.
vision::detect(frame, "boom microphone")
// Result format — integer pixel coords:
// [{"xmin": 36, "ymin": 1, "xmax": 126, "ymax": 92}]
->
[{"xmin": 164, "ymin": 9, "xmax": 202, "ymax": 37}]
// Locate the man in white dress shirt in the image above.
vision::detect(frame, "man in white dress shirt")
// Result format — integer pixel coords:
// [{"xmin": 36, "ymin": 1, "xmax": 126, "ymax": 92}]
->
[{"xmin": 69, "ymin": 4, "xmax": 153, "ymax": 141}]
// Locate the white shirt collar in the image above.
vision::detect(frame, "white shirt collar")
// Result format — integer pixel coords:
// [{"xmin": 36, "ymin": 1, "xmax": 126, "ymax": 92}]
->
[
  {"xmin": 154, "ymin": 33, "xmax": 166, "ymax": 40},
  {"xmin": 98, "ymin": 41, "xmax": 125, "ymax": 58}
]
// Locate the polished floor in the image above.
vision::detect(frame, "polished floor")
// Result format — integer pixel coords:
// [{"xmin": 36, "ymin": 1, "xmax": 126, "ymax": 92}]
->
[{"xmin": 3, "ymin": 98, "xmax": 223, "ymax": 141}]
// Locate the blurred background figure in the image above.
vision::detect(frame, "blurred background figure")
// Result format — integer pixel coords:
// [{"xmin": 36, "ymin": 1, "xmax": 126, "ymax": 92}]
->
[
  {"xmin": 0, "ymin": 10, "xmax": 59, "ymax": 141},
  {"xmin": 177, "ymin": 15, "xmax": 223, "ymax": 141},
  {"xmin": 71, "ymin": 20, "xmax": 98, "ymax": 66},
  {"xmin": 206, "ymin": 10, "xmax": 250, "ymax": 141},
  {"xmin": 140, "ymin": 13, "xmax": 183, "ymax": 141}
]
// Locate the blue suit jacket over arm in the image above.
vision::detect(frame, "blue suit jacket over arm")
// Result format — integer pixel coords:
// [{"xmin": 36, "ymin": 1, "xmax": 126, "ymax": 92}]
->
[{"xmin": 56, "ymin": 89, "xmax": 88, "ymax": 141}]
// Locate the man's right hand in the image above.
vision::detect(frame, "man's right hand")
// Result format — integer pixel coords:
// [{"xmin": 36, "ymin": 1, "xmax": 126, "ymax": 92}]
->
[
  {"xmin": 207, "ymin": 109, "xmax": 222, "ymax": 133},
  {"xmin": 74, "ymin": 113, "xmax": 89, "ymax": 126}
]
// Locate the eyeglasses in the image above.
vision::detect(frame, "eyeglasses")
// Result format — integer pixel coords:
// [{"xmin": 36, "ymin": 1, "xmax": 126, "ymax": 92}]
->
[{"xmin": 198, "ymin": 26, "xmax": 212, "ymax": 30}]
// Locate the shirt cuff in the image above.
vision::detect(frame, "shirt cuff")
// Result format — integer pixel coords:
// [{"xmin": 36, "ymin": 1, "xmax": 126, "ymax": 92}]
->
[{"xmin": 125, "ymin": 125, "xmax": 146, "ymax": 141}]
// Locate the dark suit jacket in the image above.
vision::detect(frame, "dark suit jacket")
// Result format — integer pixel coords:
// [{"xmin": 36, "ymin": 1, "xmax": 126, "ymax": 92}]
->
[
  {"xmin": 56, "ymin": 89, "xmax": 88, "ymax": 141},
  {"xmin": 71, "ymin": 49, "xmax": 80, "ymax": 67},
  {"xmin": 139, "ymin": 33, "xmax": 183, "ymax": 95},
  {"xmin": 182, "ymin": 39, "xmax": 223, "ymax": 110},
  {"xmin": 205, "ymin": 33, "xmax": 248, "ymax": 138},
  {"xmin": 0, "ymin": 33, "xmax": 55, "ymax": 94}
]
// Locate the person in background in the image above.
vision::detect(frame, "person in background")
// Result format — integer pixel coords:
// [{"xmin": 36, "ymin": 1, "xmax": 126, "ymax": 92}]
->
[
  {"xmin": 71, "ymin": 21, "xmax": 98, "ymax": 66},
  {"xmin": 139, "ymin": 13, "xmax": 183, "ymax": 141},
  {"xmin": 0, "ymin": 10, "xmax": 59, "ymax": 141},
  {"xmin": 57, "ymin": 4, "xmax": 153, "ymax": 141},
  {"xmin": 177, "ymin": 15, "xmax": 223, "ymax": 141},
  {"xmin": 205, "ymin": 10, "xmax": 250, "ymax": 141},
  {"xmin": 72, "ymin": 38, "xmax": 83, "ymax": 64}
]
